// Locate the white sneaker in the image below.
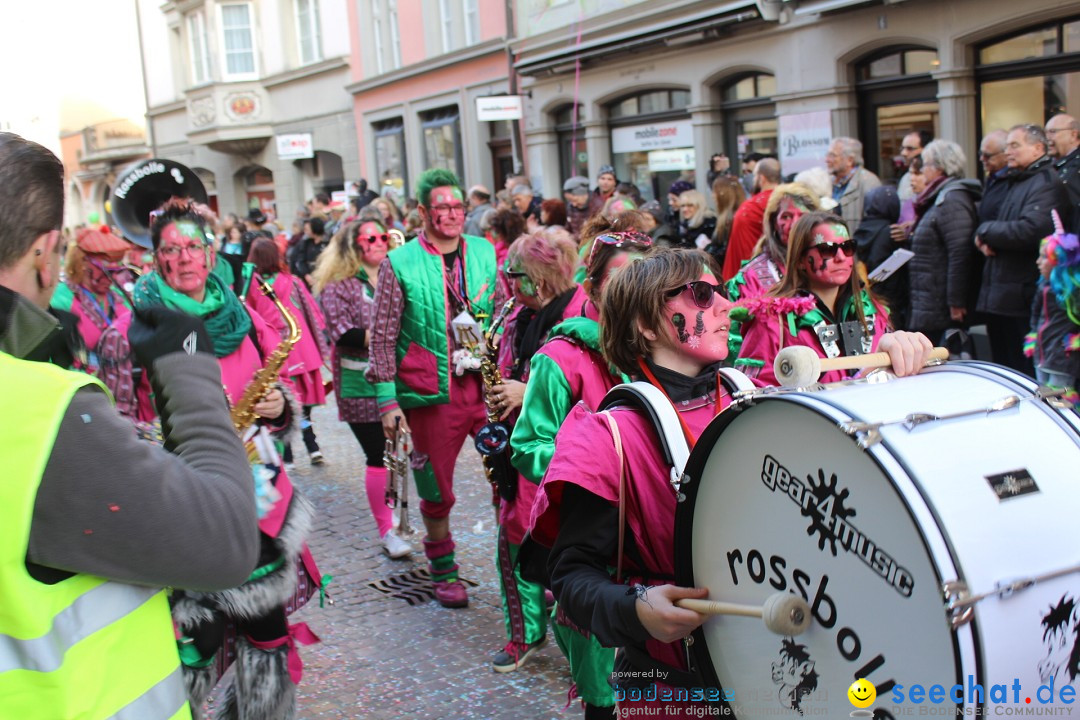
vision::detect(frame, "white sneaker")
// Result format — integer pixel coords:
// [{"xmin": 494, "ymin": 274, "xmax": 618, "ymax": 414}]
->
[{"xmin": 382, "ymin": 529, "xmax": 413, "ymax": 559}]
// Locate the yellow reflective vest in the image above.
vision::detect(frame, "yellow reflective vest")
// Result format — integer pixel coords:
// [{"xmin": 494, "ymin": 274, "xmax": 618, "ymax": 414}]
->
[{"xmin": 0, "ymin": 351, "xmax": 190, "ymax": 719}]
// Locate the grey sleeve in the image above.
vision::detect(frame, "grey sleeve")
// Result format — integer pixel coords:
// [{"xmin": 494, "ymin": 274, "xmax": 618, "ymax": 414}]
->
[{"xmin": 29, "ymin": 352, "xmax": 260, "ymax": 591}]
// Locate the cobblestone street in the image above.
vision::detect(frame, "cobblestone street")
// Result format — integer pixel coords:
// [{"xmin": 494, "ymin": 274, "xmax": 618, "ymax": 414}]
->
[{"xmin": 285, "ymin": 401, "xmax": 573, "ymax": 720}]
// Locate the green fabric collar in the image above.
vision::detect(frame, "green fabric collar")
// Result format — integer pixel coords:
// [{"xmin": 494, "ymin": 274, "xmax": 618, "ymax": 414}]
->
[
  {"xmin": 132, "ymin": 271, "xmax": 252, "ymax": 357},
  {"xmin": 793, "ymin": 290, "xmax": 876, "ymax": 332}
]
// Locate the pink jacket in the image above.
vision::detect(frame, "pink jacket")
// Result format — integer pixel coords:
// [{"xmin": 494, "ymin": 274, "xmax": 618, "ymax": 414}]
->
[
  {"xmin": 530, "ymin": 390, "xmax": 732, "ymax": 673},
  {"xmin": 737, "ymin": 293, "xmax": 890, "ymax": 386},
  {"xmin": 247, "ymin": 272, "xmax": 327, "ymax": 377}
]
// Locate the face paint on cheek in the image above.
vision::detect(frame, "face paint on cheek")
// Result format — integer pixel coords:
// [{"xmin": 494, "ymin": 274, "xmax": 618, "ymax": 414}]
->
[
  {"xmin": 693, "ymin": 311, "xmax": 705, "ymax": 337},
  {"xmin": 518, "ymin": 276, "xmax": 536, "ymax": 297},
  {"xmin": 671, "ymin": 313, "xmax": 689, "ymax": 343}
]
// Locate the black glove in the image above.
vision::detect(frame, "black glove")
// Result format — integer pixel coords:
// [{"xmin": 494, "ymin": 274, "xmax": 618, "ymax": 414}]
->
[
  {"xmin": 336, "ymin": 328, "xmax": 368, "ymax": 351},
  {"xmin": 129, "ymin": 307, "xmax": 215, "ymax": 368}
]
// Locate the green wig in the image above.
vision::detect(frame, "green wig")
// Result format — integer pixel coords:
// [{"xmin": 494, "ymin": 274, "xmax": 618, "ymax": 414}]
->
[{"xmin": 416, "ymin": 168, "xmax": 463, "ymax": 207}]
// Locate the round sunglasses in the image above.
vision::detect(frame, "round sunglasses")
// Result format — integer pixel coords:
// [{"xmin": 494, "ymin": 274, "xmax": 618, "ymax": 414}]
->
[
  {"xmin": 665, "ymin": 280, "xmax": 727, "ymax": 309},
  {"xmin": 356, "ymin": 233, "xmax": 390, "ymax": 245}
]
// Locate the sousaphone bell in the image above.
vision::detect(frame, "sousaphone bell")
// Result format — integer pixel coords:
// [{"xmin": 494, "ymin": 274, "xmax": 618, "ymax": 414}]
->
[{"xmin": 111, "ymin": 159, "xmax": 208, "ymax": 249}]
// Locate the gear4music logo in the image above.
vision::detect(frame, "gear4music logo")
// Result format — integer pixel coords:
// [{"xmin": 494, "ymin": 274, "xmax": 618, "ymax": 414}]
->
[{"xmin": 761, "ymin": 455, "xmax": 914, "ymax": 597}]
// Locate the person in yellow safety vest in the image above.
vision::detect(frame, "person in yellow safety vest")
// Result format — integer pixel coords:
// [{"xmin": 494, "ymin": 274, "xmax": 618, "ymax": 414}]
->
[{"xmin": 0, "ymin": 133, "xmax": 259, "ymax": 719}]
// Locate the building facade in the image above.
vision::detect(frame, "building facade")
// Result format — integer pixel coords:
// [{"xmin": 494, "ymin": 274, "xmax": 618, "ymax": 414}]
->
[
  {"xmin": 60, "ymin": 120, "xmax": 150, "ymax": 230},
  {"xmin": 346, "ymin": 0, "xmax": 513, "ymax": 200},
  {"xmin": 139, "ymin": 0, "xmax": 357, "ymax": 224},
  {"xmin": 510, "ymin": 0, "xmax": 1079, "ymax": 210}
]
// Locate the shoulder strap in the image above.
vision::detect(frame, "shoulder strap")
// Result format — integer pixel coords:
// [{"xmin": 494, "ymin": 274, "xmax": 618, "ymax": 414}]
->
[
  {"xmin": 599, "ymin": 381, "xmax": 690, "ymax": 476},
  {"xmin": 718, "ymin": 367, "xmax": 755, "ymax": 393}
]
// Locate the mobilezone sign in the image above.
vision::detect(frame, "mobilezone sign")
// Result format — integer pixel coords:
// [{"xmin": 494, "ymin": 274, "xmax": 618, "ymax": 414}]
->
[{"xmin": 612, "ymin": 119, "xmax": 694, "ymax": 153}]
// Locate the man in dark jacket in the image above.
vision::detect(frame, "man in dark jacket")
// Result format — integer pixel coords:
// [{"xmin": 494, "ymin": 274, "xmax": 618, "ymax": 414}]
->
[
  {"xmin": 291, "ymin": 216, "xmax": 328, "ymax": 288},
  {"xmin": 906, "ymin": 140, "xmax": 982, "ymax": 340},
  {"xmin": 1046, "ymin": 114, "xmax": 1080, "ymax": 225},
  {"xmin": 974, "ymin": 124, "xmax": 1069, "ymax": 375},
  {"xmin": 977, "ymin": 130, "xmax": 1009, "ymax": 225},
  {"xmin": 588, "ymin": 165, "xmax": 617, "ymax": 218}
]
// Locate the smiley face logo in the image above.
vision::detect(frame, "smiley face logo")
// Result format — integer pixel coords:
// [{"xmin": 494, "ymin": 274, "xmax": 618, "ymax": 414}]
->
[{"xmin": 848, "ymin": 678, "xmax": 876, "ymax": 708}]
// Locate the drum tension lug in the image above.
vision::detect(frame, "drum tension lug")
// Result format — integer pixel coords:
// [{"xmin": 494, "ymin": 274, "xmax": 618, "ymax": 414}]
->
[
  {"xmin": 670, "ymin": 468, "xmax": 691, "ymax": 502},
  {"xmin": 1035, "ymin": 385, "xmax": 1071, "ymax": 409},
  {"xmin": 839, "ymin": 421, "xmax": 882, "ymax": 449},
  {"xmin": 943, "ymin": 580, "xmax": 974, "ymax": 629}
]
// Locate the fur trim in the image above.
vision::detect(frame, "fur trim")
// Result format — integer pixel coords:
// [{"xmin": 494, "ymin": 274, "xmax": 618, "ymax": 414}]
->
[
  {"xmin": 184, "ymin": 664, "xmax": 219, "ymax": 720},
  {"xmin": 182, "ymin": 491, "xmax": 315, "ymax": 621},
  {"xmin": 216, "ymin": 637, "xmax": 296, "ymax": 720},
  {"xmin": 171, "ymin": 593, "xmax": 218, "ymax": 631},
  {"xmin": 738, "ymin": 294, "xmax": 816, "ymax": 319},
  {"xmin": 266, "ymin": 381, "xmax": 303, "ymax": 442}
]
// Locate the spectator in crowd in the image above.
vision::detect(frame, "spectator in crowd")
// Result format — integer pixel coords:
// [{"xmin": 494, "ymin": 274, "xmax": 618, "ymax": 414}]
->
[
  {"xmin": 978, "ymin": 129, "xmax": 1010, "ymax": 224},
  {"xmin": 495, "ymin": 189, "xmax": 512, "ymax": 212},
  {"xmin": 794, "ymin": 166, "xmax": 839, "ymax": 211},
  {"xmin": 373, "ymin": 196, "xmax": 404, "ymax": 231},
  {"xmin": 707, "ymin": 175, "xmax": 746, "ymax": 270},
  {"xmin": 489, "ymin": 207, "xmax": 528, "ymax": 297},
  {"xmin": 589, "ymin": 165, "xmax": 618, "ymax": 218},
  {"xmin": 639, "ymin": 200, "xmax": 678, "ymax": 247},
  {"xmin": 898, "ymin": 130, "xmax": 933, "ymax": 202},
  {"xmin": 464, "ymin": 184, "xmax": 493, "ymax": 237},
  {"xmin": 706, "ymin": 153, "xmax": 732, "ymax": 189},
  {"xmin": 505, "ymin": 174, "xmax": 531, "ymax": 192},
  {"xmin": 854, "ymin": 186, "xmax": 906, "ymax": 327},
  {"xmin": 309, "ymin": 192, "xmax": 331, "ymax": 217},
  {"xmin": 540, "ymin": 198, "xmax": 568, "ymax": 231},
  {"xmin": 1046, "ymin": 113, "xmax": 1080, "ymax": 223},
  {"xmin": 665, "ymin": 179, "xmax": 694, "ymax": 227},
  {"xmin": 602, "ymin": 196, "xmax": 637, "ymax": 223},
  {"xmin": 826, "ymin": 136, "xmax": 882, "ymax": 233},
  {"xmin": 614, "ymin": 182, "xmax": 643, "ymax": 207},
  {"xmin": 906, "ymin": 140, "xmax": 982, "ymax": 342},
  {"xmin": 351, "ymin": 178, "xmax": 380, "ymax": 208},
  {"xmin": 722, "ymin": 158, "xmax": 780, "ymax": 279},
  {"xmin": 740, "ymin": 152, "xmax": 766, "ymax": 196},
  {"xmin": 675, "ymin": 190, "xmax": 717, "ymax": 250},
  {"xmin": 512, "ymin": 183, "xmax": 543, "ymax": 228},
  {"xmin": 326, "ymin": 201, "xmax": 347, "ymax": 237},
  {"xmin": 975, "ymin": 123, "xmax": 1069, "ymax": 374},
  {"xmin": 292, "ymin": 216, "xmax": 328, "ymax": 288},
  {"xmin": 563, "ymin": 176, "xmax": 592, "ymax": 238}
]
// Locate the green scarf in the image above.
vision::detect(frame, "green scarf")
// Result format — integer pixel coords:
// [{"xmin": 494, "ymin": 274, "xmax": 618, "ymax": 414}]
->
[{"xmin": 132, "ymin": 271, "xmax": 252, "ymax": 358}]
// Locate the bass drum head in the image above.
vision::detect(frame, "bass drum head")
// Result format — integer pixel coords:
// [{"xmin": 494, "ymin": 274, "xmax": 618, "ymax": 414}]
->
[{"xmin": 676, "ymin": 398, "xmax": 960, "ymax": 718}]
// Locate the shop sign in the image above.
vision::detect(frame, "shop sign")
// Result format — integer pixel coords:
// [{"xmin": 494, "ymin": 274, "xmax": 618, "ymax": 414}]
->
[
  {"xmin": 276, "ymin": 133, "xmax": 314, "ymax": 160},
  {"xmin": 331, "ymin": 190, "xmax": 348, "ymax": 205},
  {"xmin": 648, "ymin": 148, "xmax": 696, "ymax": 172},
  {"xmin": 476, "ymin": 96, "xmax": 524, "ymax": 121},
  {"xmin": 612, "ymin": 119, "xmax": 693, "ymax": 154},
  {"xmin": 778, "ymin": 111, "xmax": 833, "ymax": 174}
]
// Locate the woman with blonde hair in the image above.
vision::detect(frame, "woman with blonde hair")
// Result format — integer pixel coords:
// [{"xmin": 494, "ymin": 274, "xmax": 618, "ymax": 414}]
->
[
  {"xmin": 675, "ymin": 189, "xmax": 717, "ymax": 250},
  {"xmin": 312, "ymin": 219, "xmax": 415, "ymax": 558},
  {"xmin": 709, "ymin": 175, "xmax": 746, "ymax": 265}
]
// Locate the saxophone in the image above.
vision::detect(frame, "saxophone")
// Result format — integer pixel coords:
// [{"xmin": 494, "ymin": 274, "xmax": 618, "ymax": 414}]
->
[
  {"xmin": 474, "ymin": 298, "xmax": 518, "ymax": 502},
  {"xmin": 231, "ymin": 276, "xmax": 303, "ymax": 434}
]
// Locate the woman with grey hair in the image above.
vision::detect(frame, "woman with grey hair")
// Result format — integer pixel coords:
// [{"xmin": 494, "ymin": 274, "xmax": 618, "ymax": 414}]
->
[{"xmin": 907, "ymin": 139, "xmax": 984, "ymax": 339}]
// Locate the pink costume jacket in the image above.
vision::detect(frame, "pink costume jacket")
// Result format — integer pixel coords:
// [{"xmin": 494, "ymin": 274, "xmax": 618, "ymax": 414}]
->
[
  {"xmin": 737, "ymin": 291, "xmax": 890, "ymax": 386},
  {"xmin": 247, "ymin": 272, "xmax": 328, "ymax": 406},
  {"xmin": 530, "ymin": 384, "xmax": 738, "ymax": 675}
]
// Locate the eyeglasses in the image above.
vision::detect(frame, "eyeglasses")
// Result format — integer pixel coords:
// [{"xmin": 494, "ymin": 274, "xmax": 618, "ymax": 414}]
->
[
  {"xmin": 808, "ymin": 240, "xmax": 857, "ymax": 260},
  {"xmin": 504, "ymin": 270, "xmax": 529, "ymax": 280},
  {"xmin": 157, "ymin": 243, "xmax": 209, "ymax": 260},
  {"xmin": 665, "ymin": 280, "xmax": 727, "ymax": 309},
  {"xmin": 357, "ymin": 233, "xmax": 390, "ymax": 245},
  {"xmin": 978, "ymin": 150, "xmax": 1002, "ymax": 160},
  {"xmin": 586, "ymin": 231, "xmax": 653, "ymax": 266},
  {"xmin": 429, "ymin": 204, "xmax": 466, "ymax": 216}
]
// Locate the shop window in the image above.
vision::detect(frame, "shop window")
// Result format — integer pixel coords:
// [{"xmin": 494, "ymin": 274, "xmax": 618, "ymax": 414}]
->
[
  {"xmin": 220, "ymin": 3, "xmax": 257, "ymax": 79},
  {"xmin": 977, "ymin": 17, "xmax": 1080, "ymax": 136},
  {"xmin": 553, "ymin": 104, "xmax": 586, "ymax": 180},
  {"xmin": 720, "ymin": 73, "xmax": 778, "ymax": 162},
  {"xmin": 421, "ymin": 107, "xmax": 463, "ymax": 180},
  {"xmin": 855, "ymin": 47, "xmax": 939, "ymax": 181},
  {"xmin": 296, "ymin": 0, "xmax": 322, "ymax": 65},
  {"xmin": 607, "ymin": 89, "xmax": 693, "ymax": 205},
  {"xmin": 374, "ymin": 118, "xmax": 407, "ymax": 198}
]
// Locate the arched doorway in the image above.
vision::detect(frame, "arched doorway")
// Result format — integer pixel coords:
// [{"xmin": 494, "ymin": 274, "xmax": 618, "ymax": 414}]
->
[
  {"xmin": 855, "ymin": 46, "xmax": 940, "ymax": 183},
  {"xmin": 294, "ymin": 150, "xmax": 345, "ymax": 203},
  {"xmin": 237, "ymin": 165, "xmax": 275, "ymax": 219},
  {"xmin": 606, "ymin": 87, "xmax": 693, "ymax": 205},
  {"xmin": 66, "ymin": 181, "xmax": 85, "ymax": 229}
]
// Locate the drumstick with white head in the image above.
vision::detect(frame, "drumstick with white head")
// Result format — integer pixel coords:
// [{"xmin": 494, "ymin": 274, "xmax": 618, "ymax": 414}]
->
[
  {"xmin": 773, "ymin": 345, "xmax": 950, "ymax": 388},
  {"xmin": 676, "ymin": 592, "xmax": 811, "ymax": 636}
]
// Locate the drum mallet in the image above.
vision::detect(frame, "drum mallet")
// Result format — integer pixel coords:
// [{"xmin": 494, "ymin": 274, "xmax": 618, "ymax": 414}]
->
[
  {"xmin": 774, "ymin": 345, "xmax": 950, "ymax": 388},
  {"xmin": 676, "ymin": 592, "xmax": 811, "ymax": 636}
]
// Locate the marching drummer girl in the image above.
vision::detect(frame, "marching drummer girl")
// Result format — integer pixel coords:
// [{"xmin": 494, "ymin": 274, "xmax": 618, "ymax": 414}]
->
[
  {"xmin": 737, "ymin": 211, "xmax": 930, "ymax": 386},
  {"xmin": 512, "ymin": 229, "xmax": 651, "ymax": 715},
  {"xmin": 529, "ymin": 248, "xmax": 931, "ymax": 716},
  {"xmin": 132, "ymin": 200, "xmax": 321, "ymax": 720},
  {"xmin": 311, "ymin": 219, "xmax": 415, "ymax": 559},
  {"xmin": 247, "ymin": 236, "xmax": 330, "ymax": 467}
]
